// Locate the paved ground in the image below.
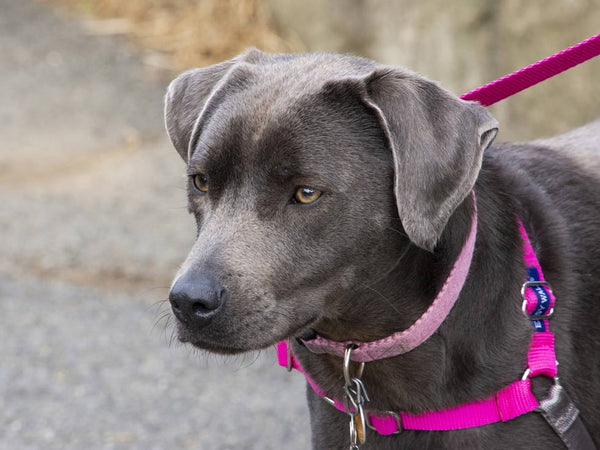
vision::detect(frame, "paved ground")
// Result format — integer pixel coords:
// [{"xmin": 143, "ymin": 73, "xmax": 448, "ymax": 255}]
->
[{"xmin": 0, "ymin": 1, "xmax": 309, "ymax": 448}]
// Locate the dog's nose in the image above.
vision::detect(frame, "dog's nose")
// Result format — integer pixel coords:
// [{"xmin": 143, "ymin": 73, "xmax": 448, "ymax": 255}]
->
[{"xmin": 169, "ymin": 272, "xmax": 225, "ymax": 325}]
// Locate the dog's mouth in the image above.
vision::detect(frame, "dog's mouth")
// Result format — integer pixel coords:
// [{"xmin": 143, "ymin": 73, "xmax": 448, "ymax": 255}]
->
[
  {"xmin": 176, "ymin": 314, "xmax": 319, "ymax": 355},
  {"xmin": 180, "ymin": 335, "xmax": 254, "ymax": 355}
]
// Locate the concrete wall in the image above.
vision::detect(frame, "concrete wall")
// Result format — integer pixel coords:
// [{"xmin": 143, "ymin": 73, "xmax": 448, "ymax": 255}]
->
[{"xmin": 263, "ymin": 0, "xmax": 600, "ymax": 141}]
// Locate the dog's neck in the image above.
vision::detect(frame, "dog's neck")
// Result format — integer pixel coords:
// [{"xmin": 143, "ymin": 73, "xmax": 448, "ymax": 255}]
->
[
  {"xmin": 293, "ymin": 165, "xmax": 535, "ymax": 413},
  {"xmin": 308, "ymin": 190, "xmax": 478, "ymax": 347}
]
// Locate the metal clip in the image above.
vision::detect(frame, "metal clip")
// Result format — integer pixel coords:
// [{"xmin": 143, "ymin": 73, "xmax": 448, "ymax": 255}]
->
[
  {"xmin": 343, "ymin": 345, "xmax": 369, "ymax": 449},
  {"xmin": 348, "ymin": 404, "xmax": 365, "ymax": 450},
  {"xmin": 344, "ymin": 378, "xmax": 371, "ymax": 415}
]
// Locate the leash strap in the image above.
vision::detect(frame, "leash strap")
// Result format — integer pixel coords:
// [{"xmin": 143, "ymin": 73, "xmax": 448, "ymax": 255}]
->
[
  {"xmin": 460, "ymin": 34, "xmax": 600, "ymax": 447},
  {"xmin": 460, "ymin": 33, "xmax": 600, "ymax": 106},
  {"xmin": 538, "ymin": 383, "xmax": 596, "ymax": 450}
]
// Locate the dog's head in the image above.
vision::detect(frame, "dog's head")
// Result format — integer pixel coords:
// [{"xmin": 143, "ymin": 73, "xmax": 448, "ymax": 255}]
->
[{"xmin": 164, "ymin": 50, "xmax": 497, "ymax": 353}]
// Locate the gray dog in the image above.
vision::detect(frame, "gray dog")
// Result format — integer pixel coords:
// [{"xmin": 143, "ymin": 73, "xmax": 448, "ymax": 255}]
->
[{"xmin": 163, "ymin": 49, "xmax": 600, "ymax": 449}]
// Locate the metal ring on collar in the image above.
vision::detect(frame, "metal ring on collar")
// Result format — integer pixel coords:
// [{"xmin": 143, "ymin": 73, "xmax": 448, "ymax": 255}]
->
[{"xmin": 343, "ymin": 345, "xmax": 365, "ymax": 386}]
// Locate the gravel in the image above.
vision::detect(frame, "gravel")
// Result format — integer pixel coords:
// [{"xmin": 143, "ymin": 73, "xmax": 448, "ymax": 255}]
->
[{"xmin": 1, "ymin": 276, "xmax": 309, "ymax": 450}]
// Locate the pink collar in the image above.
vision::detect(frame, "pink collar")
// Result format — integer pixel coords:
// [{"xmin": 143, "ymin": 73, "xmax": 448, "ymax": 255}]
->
[
  {"xmin": 301, "ymin": 196, "xmax": 478, "ymax": 362},
  {"xmin": 276, "ymin": 215, "xmax": 558, "ymax": 434}
]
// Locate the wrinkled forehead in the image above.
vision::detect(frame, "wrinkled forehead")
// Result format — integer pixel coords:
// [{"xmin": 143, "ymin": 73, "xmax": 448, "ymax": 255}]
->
[
  {"xmin": 187, "ymin": 55, "xmax": 383, "ymax": 166},
  {"xmin": 189, "ymin": 85, "xmax": 385, "ymax": 186},
  {"xmin": 189, "ymin": 103, "xmax": 296, "ymax": 177}
]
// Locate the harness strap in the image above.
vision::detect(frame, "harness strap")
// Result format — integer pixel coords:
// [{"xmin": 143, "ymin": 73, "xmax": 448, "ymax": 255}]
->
[
  {"xmin": 527, "ymin": 332, "xmax": 556, "ymax": 378},
  {"xmin": 374, "ymin": 379, "xmax": 537, "ymax": 432},
  {"xmin": 276, "ymin": 217, "xmax": 596, "ymax": 448},
  {"xmin": 277, "ymin": 341, "xmax": 539, "ymax": 432}
]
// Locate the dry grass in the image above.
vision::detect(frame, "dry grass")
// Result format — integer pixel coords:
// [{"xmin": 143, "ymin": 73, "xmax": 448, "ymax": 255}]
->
[{"xmin": 49, "ymin": 0, "xmax": 301, "ymax": 70}]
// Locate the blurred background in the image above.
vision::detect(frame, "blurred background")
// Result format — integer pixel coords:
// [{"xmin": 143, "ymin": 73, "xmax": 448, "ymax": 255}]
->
[{"xmin": 1, "ymin": 0, "xmax": 598, "ymax": 449}]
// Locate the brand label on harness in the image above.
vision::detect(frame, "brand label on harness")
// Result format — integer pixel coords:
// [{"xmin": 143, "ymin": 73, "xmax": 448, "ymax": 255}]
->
[{"xmin": 526, "ymin": 267, "xmax": 551, "ymax": 331}]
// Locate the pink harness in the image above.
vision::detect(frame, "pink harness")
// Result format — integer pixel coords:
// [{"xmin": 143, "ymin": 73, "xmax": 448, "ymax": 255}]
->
[
  {"xmin": 277, "ymin": 209, "xmax": 553, "ymax": 430},
  {"xmin": 277, "ymin": 200, "xmax": 595, "ymax": 449}
]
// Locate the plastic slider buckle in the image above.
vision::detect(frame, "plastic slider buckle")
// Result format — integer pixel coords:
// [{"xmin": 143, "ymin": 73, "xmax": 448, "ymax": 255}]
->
[
  {"xmin": 521, "ymin": 281, "xmax": 554, "ymax": 320},
  {"xmin": 366, "ymin": 411, "xmax": 402, "ymax": 435}
]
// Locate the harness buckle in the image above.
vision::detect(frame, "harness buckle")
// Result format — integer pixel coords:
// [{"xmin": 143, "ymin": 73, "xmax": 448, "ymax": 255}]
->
[
  {"xmin": 365, "ymin": 411, "xmax": 403, "ymax": 435},
  {"xmin": 521, "ymin": 281, "xmax": 554, "ymax": 320}
]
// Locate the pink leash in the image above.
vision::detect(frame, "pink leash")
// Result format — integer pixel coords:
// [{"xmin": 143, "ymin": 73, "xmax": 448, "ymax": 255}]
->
[{"xmin": 460, "ymin": 32, "xmax": 600, "ymax": 106}]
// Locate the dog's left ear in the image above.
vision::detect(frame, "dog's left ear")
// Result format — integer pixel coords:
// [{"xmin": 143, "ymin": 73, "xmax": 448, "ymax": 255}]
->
[{"xmin": 352, "ymin": 69, "xmax": 498, "ymax": 251}]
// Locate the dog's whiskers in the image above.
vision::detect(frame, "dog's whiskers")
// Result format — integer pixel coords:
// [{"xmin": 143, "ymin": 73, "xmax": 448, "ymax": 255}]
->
[
  {"xmin": 237, "ymin": 350, "xmax": 262, "ymax": 371},
  {"xmin": 152, "ymin": 310, "xmax": 172, "ymax": 332},
  {"xmin": 168, "ymin": 324, "xmax": 178, "ymax": 348}
]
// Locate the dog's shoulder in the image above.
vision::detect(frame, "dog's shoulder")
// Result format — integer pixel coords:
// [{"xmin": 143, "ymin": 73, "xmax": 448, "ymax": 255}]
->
[
  {"xmin": 532, "ymin": 118, "xmax": 600, "ymax": 178},
  {"xmin": 482, "ymin": 120, "xmax": 600, "ymax": 191}
]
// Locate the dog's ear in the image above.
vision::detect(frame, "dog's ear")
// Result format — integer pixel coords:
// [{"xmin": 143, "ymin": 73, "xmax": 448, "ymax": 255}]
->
[
  {"xmin": 342, "ymin": 69, "xmax": 498, "ymax": 251},
  {"xmin": 164, "ymin": 62, "xmax": 233, "ymax": 161},
  {"xmin": 164, "ymin": 49, "xmax": 268, "ymax": 162}
]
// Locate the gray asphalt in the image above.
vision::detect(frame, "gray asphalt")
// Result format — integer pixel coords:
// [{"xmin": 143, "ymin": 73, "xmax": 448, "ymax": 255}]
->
[{"xmin": 0, "ymin": 1, "xmax": 309, "ymax": 449}]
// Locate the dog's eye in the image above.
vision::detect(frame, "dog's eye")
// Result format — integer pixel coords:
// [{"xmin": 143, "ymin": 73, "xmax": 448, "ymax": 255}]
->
[
  {"xmin": 192, "ymin": 173, "xmax": 208, "ymax": 193},
  {"xmin": 293, "ymin": 186, "xmax": 322, "ymax": 205}
]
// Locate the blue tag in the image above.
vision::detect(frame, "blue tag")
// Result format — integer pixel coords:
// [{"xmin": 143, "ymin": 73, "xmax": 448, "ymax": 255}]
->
[
  {"xmin": 525, "ymin": 267, "xmax": 551, "ymax": 331},
  {"xmin": 526, "ymin": 267, "xmax": 540, "ymax": 282},
  {"xmin": 532, "ymin": 319, "xmax": 546, "ymax": 332}
]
